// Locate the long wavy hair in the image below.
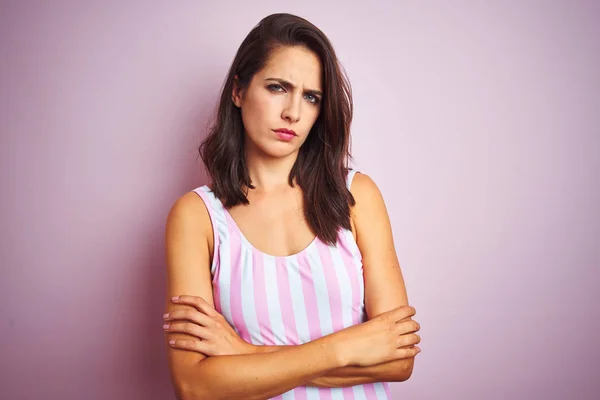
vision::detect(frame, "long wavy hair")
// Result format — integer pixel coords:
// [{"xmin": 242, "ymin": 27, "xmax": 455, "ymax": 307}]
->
[{"xmin": 199, "ymin": 13, "xmax": 355, "ymax": 246}]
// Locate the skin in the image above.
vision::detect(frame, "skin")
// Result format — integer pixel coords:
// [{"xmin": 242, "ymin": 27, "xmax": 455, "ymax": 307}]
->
[{"xmin": 164, "ymin": 45, "xmax": 421, "ymax": 399}]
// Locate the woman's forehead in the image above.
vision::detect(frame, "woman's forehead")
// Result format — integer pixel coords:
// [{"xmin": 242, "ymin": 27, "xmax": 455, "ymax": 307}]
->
[{"xmin": 259, "ymin": 47, "xmax": 322, "ymax": 89}]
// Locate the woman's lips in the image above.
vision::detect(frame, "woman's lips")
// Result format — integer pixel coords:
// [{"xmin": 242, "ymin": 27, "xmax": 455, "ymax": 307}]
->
[{"xmin": 273, "ymin": 129, "xmax": 297, "ymax": 141}]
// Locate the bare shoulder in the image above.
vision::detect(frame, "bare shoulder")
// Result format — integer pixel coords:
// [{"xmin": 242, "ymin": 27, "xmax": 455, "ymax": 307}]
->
[
  {"xmin": 349, "ymin": 172, "xmax": 388, "ymax": 224},
  {"xmin": 166, "ymin": 191, "xmax": 212, "ymax": 238},
  {"xmin": 164, "ymin": 189, "xmax": 215, "ymax": 304},
  {"xmin": 349, "ymin": 172, "xmax": 383, "ymax": 203},
  {"xmin": 165, "ymin": 189, "xmax": 215, "ymax": 292}
]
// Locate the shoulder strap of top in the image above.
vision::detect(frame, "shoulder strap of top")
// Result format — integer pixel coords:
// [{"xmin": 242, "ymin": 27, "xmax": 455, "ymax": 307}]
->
[
  {"xmin": 193, "ymin": 185, "xmax": 228, "ymax": 229},
  {"xmin": 346, "ymin": 168, "xmax": 360, "ymax": 190},
  {"xmin": 192, "ymin": 186, "xmax": 228, "ymax": 274}
]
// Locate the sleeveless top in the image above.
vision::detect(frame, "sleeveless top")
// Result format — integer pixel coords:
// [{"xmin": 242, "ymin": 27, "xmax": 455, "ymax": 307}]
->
[{"xmin": 193, "ymin": 169, "xmax": 391, "ymax": 400}]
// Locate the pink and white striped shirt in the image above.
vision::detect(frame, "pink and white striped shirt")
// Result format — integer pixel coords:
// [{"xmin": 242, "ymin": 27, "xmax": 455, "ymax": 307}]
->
[{"xmin": 193, "ymin": 169, "xmax": 391, "ymax": 399}]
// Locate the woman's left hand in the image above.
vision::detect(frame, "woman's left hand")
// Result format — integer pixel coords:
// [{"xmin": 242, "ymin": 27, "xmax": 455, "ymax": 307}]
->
[{"xmin": 163, "ymin": 295, "xmax": 255, "ymax": 356}]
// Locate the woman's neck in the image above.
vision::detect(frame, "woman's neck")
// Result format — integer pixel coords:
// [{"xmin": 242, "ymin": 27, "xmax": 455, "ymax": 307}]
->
[{"xmin": 245, "ymin": 149, "xmax": 299, "ymax": 194}]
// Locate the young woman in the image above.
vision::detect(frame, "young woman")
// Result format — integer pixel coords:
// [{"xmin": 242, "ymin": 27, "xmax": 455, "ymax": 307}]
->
[{"xmin": 163, "ymin": 13, "xmax": 421, "ymax": 400}]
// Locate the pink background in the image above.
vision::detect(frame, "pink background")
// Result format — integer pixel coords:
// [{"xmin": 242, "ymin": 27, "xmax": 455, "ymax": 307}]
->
[{"xmin": 1, "ymin": 1, "xmax": 598, "ymax": 399}]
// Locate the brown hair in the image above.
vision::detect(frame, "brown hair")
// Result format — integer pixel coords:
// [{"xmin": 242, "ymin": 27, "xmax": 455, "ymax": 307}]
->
[{"xmin": 199, "ymin": 13, "xmax": 355, "ymax": 245}]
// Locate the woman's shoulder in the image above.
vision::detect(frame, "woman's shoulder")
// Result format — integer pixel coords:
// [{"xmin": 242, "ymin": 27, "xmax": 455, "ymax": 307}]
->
[
  {"xmin": 348, "ymin": 171, "xmax": 388, "ymax": 236},
  {"xmin": 166, "ymin": 191, "xmax": 213, "ymax": 242},
  {"xmin": 348, "ymin": 170, "xmax": 382, "ymax": 199}
]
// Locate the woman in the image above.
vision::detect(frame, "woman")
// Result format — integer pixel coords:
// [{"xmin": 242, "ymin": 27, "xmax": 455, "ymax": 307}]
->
[{"xmin": 163, "ymin": 13, "xmax": 421, "ymax": 400}]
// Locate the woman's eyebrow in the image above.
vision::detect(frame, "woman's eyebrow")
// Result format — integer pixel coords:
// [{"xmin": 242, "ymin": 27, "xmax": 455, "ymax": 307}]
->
[{"xmin": 265, "ymin": 77, "xmax": 322, "ymax": 96}]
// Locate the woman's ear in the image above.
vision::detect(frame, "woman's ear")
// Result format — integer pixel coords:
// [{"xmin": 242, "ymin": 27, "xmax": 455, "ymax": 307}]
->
[{"xmin": 232, "ymin": 75, "xmax": 244, "ymax": 108}]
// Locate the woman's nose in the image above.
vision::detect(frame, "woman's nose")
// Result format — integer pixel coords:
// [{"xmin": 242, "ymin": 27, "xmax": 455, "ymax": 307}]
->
[{"xmin": 282, "ymin": 96, "xmax": 301, "ymax": 123}]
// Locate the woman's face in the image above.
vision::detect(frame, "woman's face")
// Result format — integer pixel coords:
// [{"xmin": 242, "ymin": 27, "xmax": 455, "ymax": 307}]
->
[{"xmin": 232, "ymin": 45, "xmax": 323, "ymax": 159}]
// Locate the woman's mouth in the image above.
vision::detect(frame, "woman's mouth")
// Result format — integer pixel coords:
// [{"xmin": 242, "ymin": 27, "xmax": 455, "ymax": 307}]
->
[{"xmin": 273, "ymin": 129, "xmax": 297, "ymax": 141}]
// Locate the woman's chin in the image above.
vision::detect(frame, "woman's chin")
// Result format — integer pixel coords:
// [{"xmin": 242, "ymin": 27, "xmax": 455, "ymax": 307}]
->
[
  {"xmin": 260, "ymin": 145, "xmax": 299, "ymax": 159},
  {"xmin": 245, "ymin": 136, "xmax": 301, "ymax": 159}
]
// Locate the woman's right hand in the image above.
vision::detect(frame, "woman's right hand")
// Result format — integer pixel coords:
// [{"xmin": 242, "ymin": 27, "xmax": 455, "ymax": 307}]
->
[{"xmin": 333, "ymin": 305, "xmax": 421, "ymax": 367}]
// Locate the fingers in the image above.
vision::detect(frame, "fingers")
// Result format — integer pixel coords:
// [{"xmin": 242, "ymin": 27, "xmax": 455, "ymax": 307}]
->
[
  {"xmin": 172, "ymin": 295, "xmax": 220, "ymax": 318},
  {"xmin": 395, "ymin": 345, "xmax": 421, "ymax": 359},
  {"xmin": 395, "ymin": 332, "xmax": 421, "ymax": 348},
  {"xmin": 385, "ymin": 305, "xmax": 416, "ymax": 323},
  {"xmin": 168, "ymin": 338, "xmax": 210, "ymax": 355},
  {"xmin": 164, "ymin": 309, "xmax": 213, "ymax": 327},
  {"xmin": 396, "ymin": 319, "xmax": 420, "ymax": 335},
  {"xmin": 164, "ymin": 321, "xmax": 211, "ymax": 340}
]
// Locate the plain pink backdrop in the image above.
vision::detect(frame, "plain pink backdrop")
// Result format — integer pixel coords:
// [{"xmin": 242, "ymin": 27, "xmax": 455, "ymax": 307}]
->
[{"xmin": 1, "ymin": 1, "xmax": 598, "ymax": 399}]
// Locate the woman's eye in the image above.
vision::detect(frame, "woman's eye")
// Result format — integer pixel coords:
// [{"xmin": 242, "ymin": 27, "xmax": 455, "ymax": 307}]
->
[
  {"xmin": 268, "ymin": 84, "xmax": 284, "ymax": 92},
  {"xmin": 305, "ymin": 94, "xmax": 320, "ymax": 104},
  {"xmin": 268, "ymin": 84, "xmax": 319, "ymax": 104}
]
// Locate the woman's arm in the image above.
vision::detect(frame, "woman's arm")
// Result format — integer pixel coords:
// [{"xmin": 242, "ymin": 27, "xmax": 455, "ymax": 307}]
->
[
  {"xmin": 252, "ymin": 345, "xmax": 413, "ymax": 387},
  {"xmin": 347, "ymin": 172, "xmax": 417, "ymax": 380},
  {"xmin": 164, "ymin": 292, "xmax": 418, "ymax": 390},
  {"xmin": 165, "ymin": 192, "xmax": 349, "ymax": 400}
]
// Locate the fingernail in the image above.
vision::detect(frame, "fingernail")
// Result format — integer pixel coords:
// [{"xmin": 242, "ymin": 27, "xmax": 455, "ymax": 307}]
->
[
  {"xmin": 163, "ymin": 324, "xmax": 169, "ymax": 330},
  {"xmin": 172, "ymin": 296, "xmax": 179, "ymax": 302},
  {"xmin": 163, "ymin": 313, "xmax": 169, "ymax": 319},
  {"xmin": 169, "ymin": 340, "xmax": 175, "ymax": 345}
]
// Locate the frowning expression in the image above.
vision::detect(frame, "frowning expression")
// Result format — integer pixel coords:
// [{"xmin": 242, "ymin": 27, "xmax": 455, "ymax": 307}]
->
[{"xmin": 232, "ymin": 45, "xmax": 323, "ymax": 158}]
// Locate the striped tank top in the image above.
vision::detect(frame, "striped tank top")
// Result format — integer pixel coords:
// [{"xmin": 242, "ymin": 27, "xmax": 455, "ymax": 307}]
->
[{"xmin": 193, "ymin": 169, "xmax": 391, "ymax": 399}]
